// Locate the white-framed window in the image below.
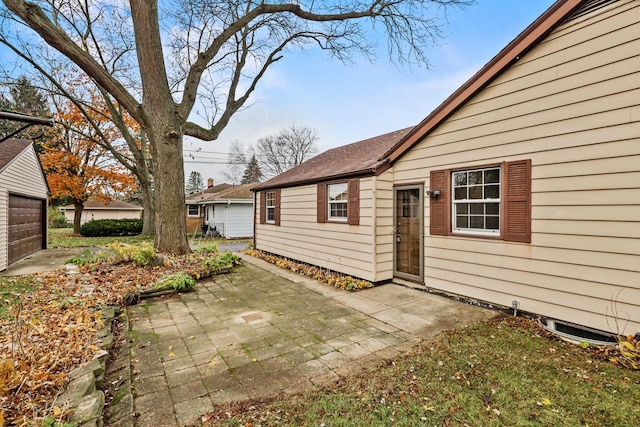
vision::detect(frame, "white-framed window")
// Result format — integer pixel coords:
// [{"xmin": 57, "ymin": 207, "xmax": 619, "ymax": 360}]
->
[
  {"xmin": 328, "ymin": 182, "xmax": 348, "ymax": 221},
  {"xmin": 452, "ymin": 166, "xmax": 500, "ymax": 234},
  {"xmin": 266, "ymin": 191, "xmax": 276, "ymax": 222},
  {"xmin": 187, "ymin": 204, "xmax": 200, "ymax": 217}
]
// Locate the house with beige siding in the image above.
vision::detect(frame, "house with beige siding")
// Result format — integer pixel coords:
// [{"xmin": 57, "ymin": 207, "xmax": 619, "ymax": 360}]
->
[
  {"xmin": 60, "ymin": 200, "xmax": 143, "ymax": 225},
  {"xmin": 253, "ymin": 0, "xmax": 640, "ymax": 336},
  {"xmin": 0, "ymin": 139, "xmax": 49, "ymax": 271}
]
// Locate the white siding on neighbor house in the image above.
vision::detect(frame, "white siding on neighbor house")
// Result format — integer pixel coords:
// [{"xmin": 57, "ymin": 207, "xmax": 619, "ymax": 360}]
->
[
  {"xmin": 392, "ymin": 0, "xmax": 640, "ymax": 333},
  {"xmin": 255, "ymin": 177, "xmax": 377, "ymax": 281},
  {"xmin": 211, "ymin": 203, "xmax": 253, "ymax": 238},
  {"xmin": 0, "ymin": 146, "xmax": 48, "ymax": 271},
  {"xmin": 62, "ymin": 208, "xmax": 142, "ymax": 224}
]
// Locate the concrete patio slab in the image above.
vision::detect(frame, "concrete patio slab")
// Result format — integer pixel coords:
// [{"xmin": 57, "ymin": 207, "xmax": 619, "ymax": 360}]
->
[
  {"xmin": 127, "ymin": 254, "xmax": 496, "ymax": 425},
  {"xmin": 0, "ymin": 247, "xmax": 86, "ymax": 276}
]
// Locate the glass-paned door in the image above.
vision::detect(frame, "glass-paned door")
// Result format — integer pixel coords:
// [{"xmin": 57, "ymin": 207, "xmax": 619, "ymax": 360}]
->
[{"xmin": 394, "ymin": 187, "xmax": 423, "ymax": 279}]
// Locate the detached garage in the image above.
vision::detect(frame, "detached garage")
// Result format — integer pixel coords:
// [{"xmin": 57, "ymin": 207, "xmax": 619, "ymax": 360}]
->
[{"xmin": 0, "ymin": 139, "xmax": 49, "ymax": 271}]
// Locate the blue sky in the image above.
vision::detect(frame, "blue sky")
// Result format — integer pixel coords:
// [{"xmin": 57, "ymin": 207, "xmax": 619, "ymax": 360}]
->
[
  {"xmin": 0, "ymin": 1, "xmax": 557, "ymax": 183},
  {"xmin": 185, "ymin": 0, "xmax": 557, "ymax": 183}
]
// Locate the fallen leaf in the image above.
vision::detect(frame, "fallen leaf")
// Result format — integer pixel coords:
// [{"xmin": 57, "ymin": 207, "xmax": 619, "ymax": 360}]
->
[
  {"xmin": 168, "ymin": 352, "xmax": 176, "ymax": 358},
  {"xmin": 189, "ymin": 335, "xmax": 195, "ymax": 340},
  {"xmin": 537, "ymin": 398, "xmax": 552, "ymax": 406},
  {"xmin": 208, "ymin": 360, "xmax": 218, "ymax": 366}
]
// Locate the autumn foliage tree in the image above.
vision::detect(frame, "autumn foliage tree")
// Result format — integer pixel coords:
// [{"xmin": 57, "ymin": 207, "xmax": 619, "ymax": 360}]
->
[
  {"xmin": 41, "ymin": 95, "xmax": 137, "ymax": 234},
  {"xmin": 1, "ymin": 0, "xmax": 469, "ymax": 254}
]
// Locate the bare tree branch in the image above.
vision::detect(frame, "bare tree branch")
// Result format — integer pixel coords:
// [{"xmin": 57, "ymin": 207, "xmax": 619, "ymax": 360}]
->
[{"xmin": 2, "ymin": 0, "xmax": 144, "ymax": 123}]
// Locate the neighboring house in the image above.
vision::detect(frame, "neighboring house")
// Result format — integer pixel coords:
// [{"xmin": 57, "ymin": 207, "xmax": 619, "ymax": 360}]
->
[
  {"xmin": 254, "ymin": 0, "xmax": 640, "ymax": 336},
  {"xmin": 60, "ymin": 200, "xmax": 143, "ymax": 225},
  {"xmin": 0, "ymin": 139, "xmax": 49, "ymax": 271},
  {"xmin": 186, "ymin": 183, "xmax": 256, "ymax": 238},
  {"xmin": 184, "ymin": 179, "xmax": 232, "ymax": 233}
]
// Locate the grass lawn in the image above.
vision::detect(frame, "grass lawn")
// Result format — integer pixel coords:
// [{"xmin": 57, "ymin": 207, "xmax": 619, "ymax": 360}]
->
[
  {"xmin": 204, "ymin": 316, "xmax": 639, "ymax": 426},
  {"xmin": 0, "ymin": 275, "xmax": 37, "ymax": 319},
  {"xmin": 48, "ymin": 227, "xmax": 154, "ymax": 248},
  {"xmin": 48, "ymin": 228, "xmax": 251, "ymax": 249}
]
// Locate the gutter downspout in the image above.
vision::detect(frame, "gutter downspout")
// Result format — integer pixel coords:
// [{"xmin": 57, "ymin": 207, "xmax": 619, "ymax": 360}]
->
[{"xmin": 252, "ymin": 191, "xmax": 257, "ymax": 249}]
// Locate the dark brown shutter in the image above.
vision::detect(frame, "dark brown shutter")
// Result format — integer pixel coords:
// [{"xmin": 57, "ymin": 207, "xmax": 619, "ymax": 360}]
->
[
  {"xmin": 259, "ymin": 191, "xmax": 266, "ymax": 224},
  {"xmin": 317, "ymin": 183, "xmax": 327, "ymax": 223},
  {"xmin": 347, "ymin": 179, "xmax": 360, "ymax": 225},
  {"xmin": 503, "ymin": 159, "xmax": 531, "ymax": 243},
  {"xmin": 274, "ymin": 189, "xmax": 281, "ymax": 226},
  {"xmin": 429, "ymin": 169, "xmax": 448, "ymax": 236}
]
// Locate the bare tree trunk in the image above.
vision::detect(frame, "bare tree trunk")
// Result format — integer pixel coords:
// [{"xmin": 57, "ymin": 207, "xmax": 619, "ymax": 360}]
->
[
  {"xmin": 72, "ymin": 200, "xmax": 84, "ymax": 235},
  {"xmin": 150, "ymin": 130, "xmax": 189, "ymax": 254},
  {"xmin": 131, "ymin": 0, "xmax": 189, "ymax": 255},
  {"xmin": 139, "ymin": 178, "xmax": 155, "ymax": 236}
]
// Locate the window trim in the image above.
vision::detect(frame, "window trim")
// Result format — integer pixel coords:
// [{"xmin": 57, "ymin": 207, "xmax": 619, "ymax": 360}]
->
[
  {"xmin": 429, "ymin": 160, "xmax": 531, "ymax": 243},
  {"xmin": 187, "ymin": 204, "xmax": 200, "ymax": 217},
  {"xmin": 259, "ymin": 189, "xmax": 281, "ymax": 226},
  {"xmin": 451, "ymin": 166, "xmax": 501, "ymax": 236},
  {"xmin": 327, "ymin": 182, "xmax": 349, "ymax": 222},
  {"xmin": 265, "ymin": 191, "xmax": 276, "ymax": 223},
  {"xmin": 317, "ymin": 179, "xmax": 359, "ymax": 225}
]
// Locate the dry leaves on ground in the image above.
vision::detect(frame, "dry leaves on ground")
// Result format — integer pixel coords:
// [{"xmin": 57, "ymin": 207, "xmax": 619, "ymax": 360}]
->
[
  {"xmin": 0, "ymin": 253, "xmax": 234, "ymax": 426},
  {"xmin": 244, "ymin": 249, "xmax": 373, "ymax": 291}
]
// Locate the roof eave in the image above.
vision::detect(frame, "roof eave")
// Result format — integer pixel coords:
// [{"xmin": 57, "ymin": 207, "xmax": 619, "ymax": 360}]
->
[
  {"xmin": 384, "ymin": 0, "xmax": 587, "ymax": 164},
  {"xmin": 252, "ymin": 164, "xmax": 386, "ymax": 192}
]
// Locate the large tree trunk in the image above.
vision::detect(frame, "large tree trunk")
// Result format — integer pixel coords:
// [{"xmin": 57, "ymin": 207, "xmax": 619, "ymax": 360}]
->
[
  {"xmin": 139, "ymin": 178, "xmax": 155, "ymax": 236},
  {"xmin": 72, "ymin": 200, "xmax": 84, "ymax": 235},
  {"xmin": 131, "ymin": 0, "xmax": 189, "ymax": 255},
  {"xmin": 150, "ymin": 127, "xmax": 189, "ymax": 254}
]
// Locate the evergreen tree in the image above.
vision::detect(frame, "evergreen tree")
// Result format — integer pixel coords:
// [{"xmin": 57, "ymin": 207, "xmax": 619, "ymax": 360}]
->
[
  {"xmin": 185, "ymin": 171, "xmax": 204, "ymax": 194},
  {"xmin": 241, "ymin": 154, "xmax": 262, "ymax": 184},
  {"xmin": 0, "ymin": 76, "xmax": 50, "ymax": 140}
]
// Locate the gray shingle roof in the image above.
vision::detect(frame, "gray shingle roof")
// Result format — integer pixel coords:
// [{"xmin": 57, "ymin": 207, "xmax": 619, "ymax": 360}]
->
[
  {"xmin": 187, "ymin": 183, "xmax": 258, "ymax": 203},
  {"xmin": 253, "ymin": 127, "xmax": 414, "ymax": 191}
]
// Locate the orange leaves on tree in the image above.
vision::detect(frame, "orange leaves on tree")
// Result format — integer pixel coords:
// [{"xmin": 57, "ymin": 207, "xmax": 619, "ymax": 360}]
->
[{"xmin": 40, "ymin": 79, "xmax": 138, "ymax": 204}]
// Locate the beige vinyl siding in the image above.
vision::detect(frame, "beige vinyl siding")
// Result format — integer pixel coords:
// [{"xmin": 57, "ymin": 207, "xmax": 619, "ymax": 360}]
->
[
  {"xmin": 373, "ymin": 171, "xmax": 395, "ymax": 281},
  {"xmin": 393, "ymin": 0, "xmax": 640, "ymax": 333},
  {"xmin": 0, "ymin": 146, "xmax": 49, "ymax": 271},
  {"xmin": 255, "ymin": 178, "xmax": 377, "ymax": 281},
  {"xmin": 62, "ymin": 208, "xmax": 142, "ymax": 224}
]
